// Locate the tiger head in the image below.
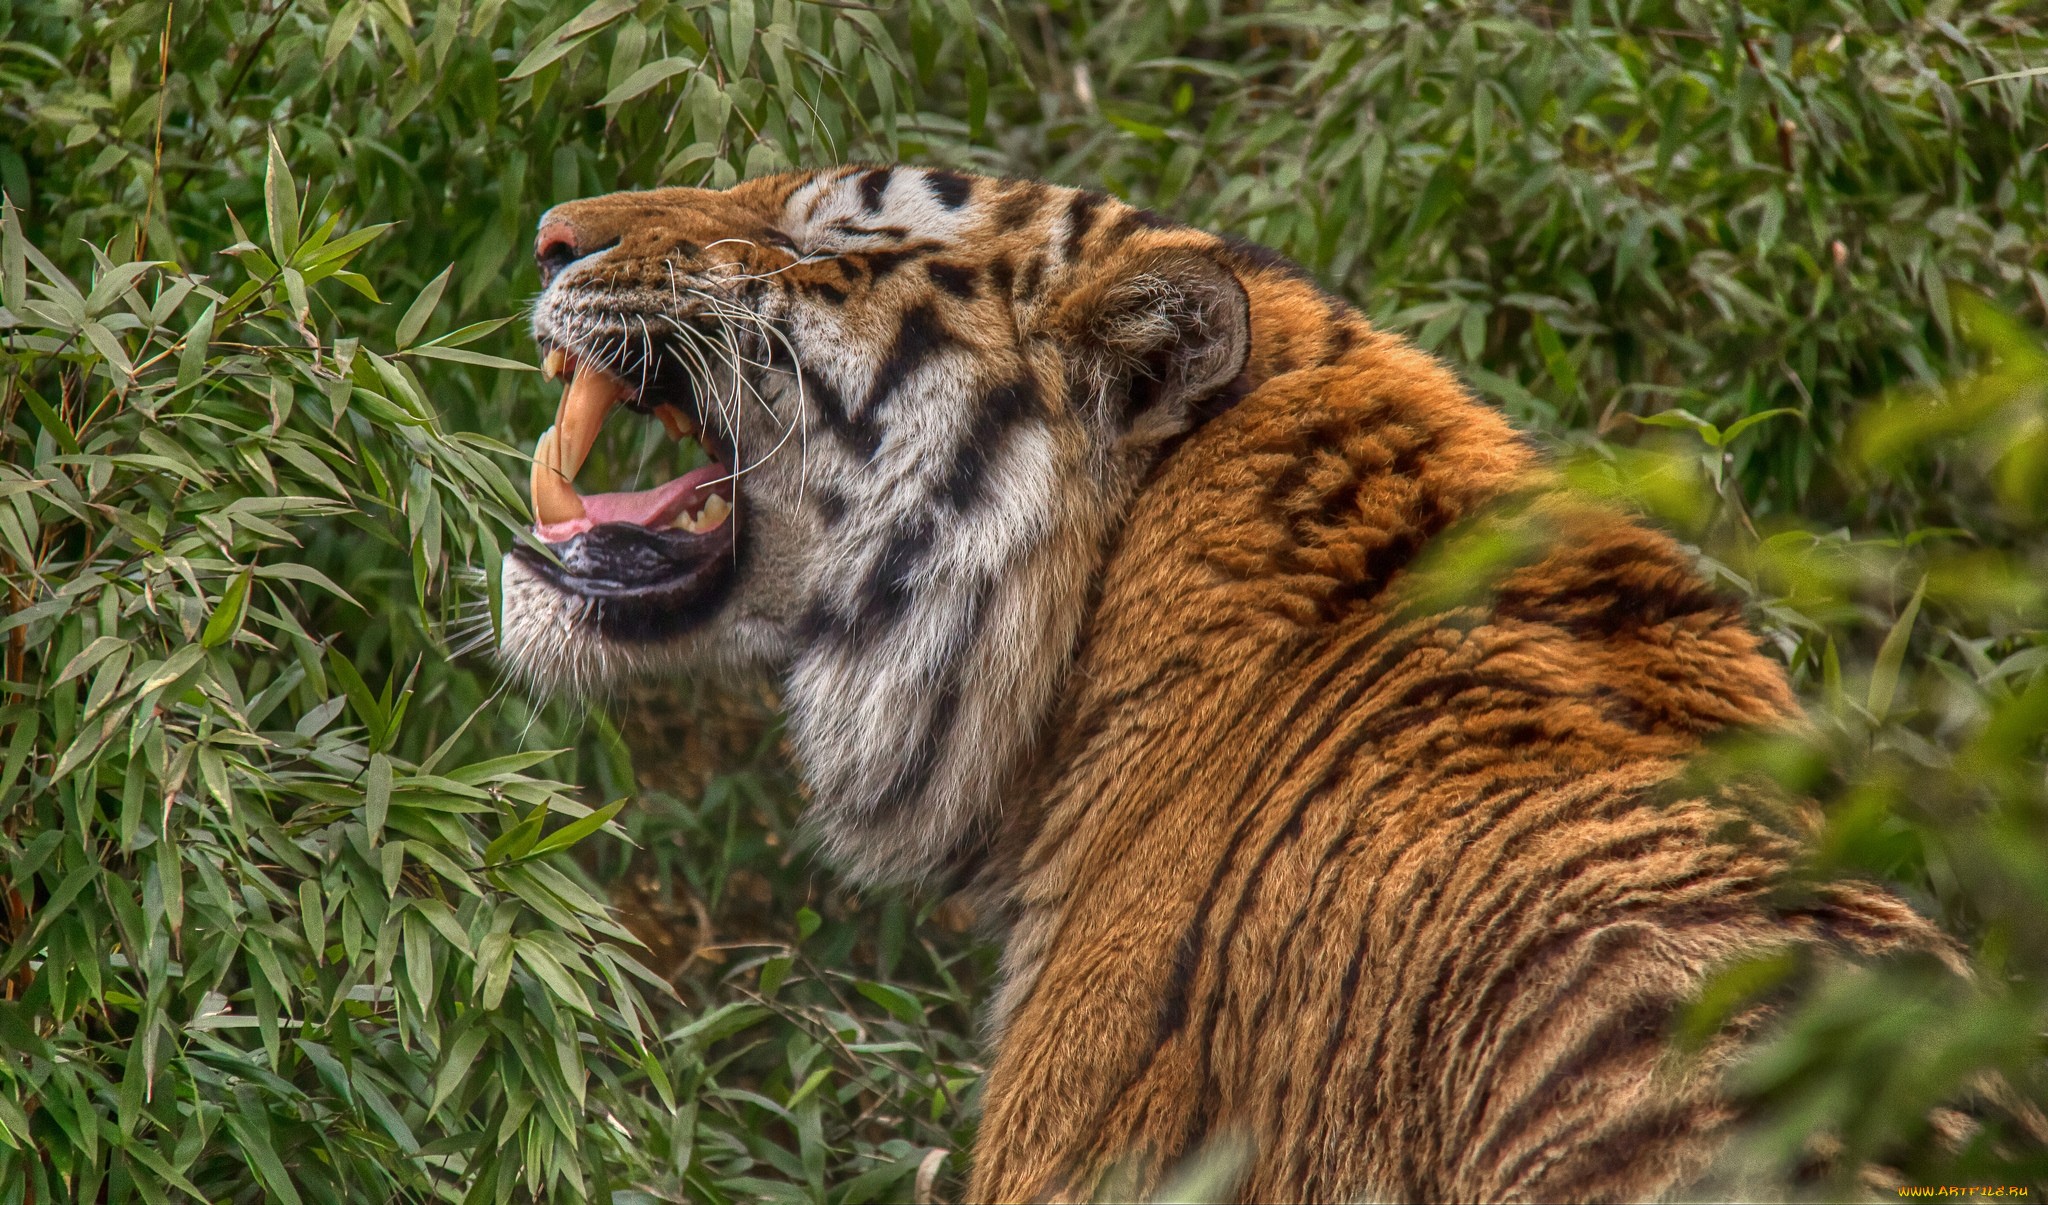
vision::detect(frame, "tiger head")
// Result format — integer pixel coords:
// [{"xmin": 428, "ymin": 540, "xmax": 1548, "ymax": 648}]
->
[{"xmin": 503, "ymin": 166, "xmax": 1310, "ymax": 885}]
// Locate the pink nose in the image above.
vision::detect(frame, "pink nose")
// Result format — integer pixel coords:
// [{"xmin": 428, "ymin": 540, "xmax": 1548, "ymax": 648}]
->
[{"xmin": 535, "ymin": 220, "xmax": 581, "ymax": 283}]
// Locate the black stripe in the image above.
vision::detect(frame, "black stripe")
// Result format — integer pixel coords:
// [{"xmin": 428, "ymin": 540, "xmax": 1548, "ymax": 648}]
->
[
  {"xmin": 1326, "ymin": 320, "xmax": 1359, "ymax": 363},
  {"xmin": 806, "ymin": 369, "xmax": 882, "ymax": 460},
  {"xmin": 1065, "ymin": 191, "xmax": 1106, "ymax": 261},
  {"xmin": 994, "ymin": 611, "xmax": 1443, "ymax": 1141},
  {"xmin": 1269, "ymin": 639, "xmax": 1531, "ymax": 1188},
  {"xmin": 1294, "ymin": 910, "xmax": 1380, "ymax": 1188},
  {"xmin": 1378, "ymin": 805, "xmax": 1696, "ymax": 1177},
  {"xmin": 926, "ymin": 261, "xmax": 979, "ymax": 298},
  {"xmin": 1219, "ymin": 233, "xmax": 1318, "ymax": 284},
  {"xmin": 1448, "ymin": 872, "xmax": 1742, "ymax": 1153},
  {"xmin": 830, "ymin": 221, "xmax": 910, "ymax": 239},
  {"xmin": 925, "ymin": 169, "xmax": 973, "ymax": 209},
  {"xmin": 1152, "ymin": 924, "xmax": 1202, "ymax": 1045},
  {"xmin": 940, "ymin": 377, "xmax": 1038, "ymax": 511},
  {"xmin": 1468, "ymin": 979, "xmax": 1673, "ymax": 1176},
  {"xmin": 858, "ymin": 302, "xmax": 954, "ymax": 422},
  {"xmin": 1240, "ymin": 773, "xmax": 1550, "ymax": 1063},
  {"xmin": 1498, "ymin": 1105, "xmax": 1695, "ymax": 1200},
  {"xmin": 814, "ymin": 486, "xmax": 848, "ymax": 528},
  {"xmin": 858, "ymin": 517, "xmax": 936, "ymax": 628},
  {"xmin": 859, "ymin": 168, "xmax": 892, "ymax": 213},
  {"xmin": 795, "ymin": 598, "xmax": 859, "ymax": 645},
  {"xmin": 1080, "ymin": 618, "xmax": 1441, "ymax": 1137},
  {"xmin": 1320, "ymin": 296, "xmax": 1360, "ymax": 364},
  {"xmin": 1435, "ymin": 823, "xmax": 1710, "ymax": 1064},
  {"xmin": 994, "ymin": 184, "xmax": 1044, "ymax": 230},
  {"xmin": 1106, "ymin": 206, "xmax": 1176, "ymax": 246},
  {"xmin": 870, "ymin": 672, "xmax": 961, "ymax": 817},
  {"xmin": 868, "ymin": 575, "xmax": 996, "ymax": 820},
  {"xmin": 800, "ymin": 517, "xmax": 943, "ymax": 657},
  {"xmin": 1490, "ymin": 565, "xmax": 1728, "ymax": 631},
  {"xmin": 857, "ymin": 247, "xmax": 922, "ymax": 280},
  {"xmin": 1188, "ymin": 773, "xmax": 1368, "ymax": 1043},
  {"xmin": 1018, "ymin": 255, "xmax": 1045, "ymax": 301},
  {"xmin": 805, "ymin": 303, "xmax": 956, "ymax": 459},
  {"xmin": 1288, "ymin": 813, "xmax": 1477, "ymax": 1194},
  {"xmin": 803, "ymin": 279, "xmax": 848, "ymax": 305},
  {"xmin": 1178, "ymin": 737, "xmax": 1551, "ymax": 1156},
  {"xmin": 1153, "ymin": 783, "xmax": 1314, "ymax": 1052},
  {"xmin": 988, "ymin": 256, "xmax": 1016, "ymax": 298}
]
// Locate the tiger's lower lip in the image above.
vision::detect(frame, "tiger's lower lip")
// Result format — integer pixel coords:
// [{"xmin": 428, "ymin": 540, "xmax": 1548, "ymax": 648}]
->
[{"xmin": 510, "ymin": 515, "xmax": 742, "ymax": 643}]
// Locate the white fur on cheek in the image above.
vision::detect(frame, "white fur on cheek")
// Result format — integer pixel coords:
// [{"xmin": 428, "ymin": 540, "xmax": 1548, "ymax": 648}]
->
[{"xmin": 497, "ymin": 554, "xmax": 628, "ymax": 697}]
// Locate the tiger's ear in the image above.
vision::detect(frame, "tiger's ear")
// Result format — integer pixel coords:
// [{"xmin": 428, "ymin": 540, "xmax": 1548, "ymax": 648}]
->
[{"xmin": 1046, "ymin": 245, "xmax": 1251, "ymax": 437}]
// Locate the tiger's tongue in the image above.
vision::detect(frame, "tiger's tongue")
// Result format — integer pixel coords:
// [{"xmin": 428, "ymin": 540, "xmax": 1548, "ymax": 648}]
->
[
  {"xmin": 534, "ymin": 463, "xmax": 731, "ymax": 544},
  {"xmin": 529, "ymin": 365, "xmax": 733, "ymax": 543}
]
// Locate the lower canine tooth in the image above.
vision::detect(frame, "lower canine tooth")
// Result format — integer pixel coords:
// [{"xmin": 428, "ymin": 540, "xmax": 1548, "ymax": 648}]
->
[
  {"xmin": 530, "ymin": 426, "xmax": 586, "ymax": 526},
  {"xmin": 672, "ymin": 493, "xmax": 731, "ymax": 534}
]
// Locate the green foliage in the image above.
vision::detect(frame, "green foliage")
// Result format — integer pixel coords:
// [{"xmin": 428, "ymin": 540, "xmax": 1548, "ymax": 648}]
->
[
  {"xmin": 0, "ymin": 192, "xmax": 680, "ymax": 1199},
  {"xmin": 2, "ymin": 0, "xmax": 2047, "ymax": 1200},
  {"xmin": 1649, "ymin": 294, "xmax": 2048, "ymax": 1192}
]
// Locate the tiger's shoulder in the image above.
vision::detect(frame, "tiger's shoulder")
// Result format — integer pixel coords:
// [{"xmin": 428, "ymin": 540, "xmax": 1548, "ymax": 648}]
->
[{"xmin": 972, "ymin": 218, "xmax": 1936, "ymax": 1204}]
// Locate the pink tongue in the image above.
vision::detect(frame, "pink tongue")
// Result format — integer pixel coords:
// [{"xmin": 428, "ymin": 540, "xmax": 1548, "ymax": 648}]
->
[{"xmin": 535, "ymin": 463, "xmax": 732, "ymax": 543}]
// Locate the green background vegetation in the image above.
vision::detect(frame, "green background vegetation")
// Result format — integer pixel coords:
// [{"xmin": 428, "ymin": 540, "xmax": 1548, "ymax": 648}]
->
[{"xmin": 1, "ymin": 0, "xmax": 2045, "ymax": 1199}]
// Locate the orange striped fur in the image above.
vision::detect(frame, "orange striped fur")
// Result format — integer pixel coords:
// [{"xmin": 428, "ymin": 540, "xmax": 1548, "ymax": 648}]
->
[{"xmin": 496, "ymin": 167, "xmax": 1942, "ymax": 1202}]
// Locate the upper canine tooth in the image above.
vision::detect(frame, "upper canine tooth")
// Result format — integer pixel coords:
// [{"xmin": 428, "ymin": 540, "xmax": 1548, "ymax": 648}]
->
[
  {"xmin": 551, "ymin": 366, "xmax": 624, "ymax": 484},
  {"xmin": 542, "ymin": 348, "xmax": 567, "ymax": 380}
]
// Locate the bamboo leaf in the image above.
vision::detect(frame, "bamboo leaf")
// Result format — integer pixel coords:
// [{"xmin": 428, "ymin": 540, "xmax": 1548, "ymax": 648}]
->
[
  {"xmin": 523, "ymin": 798, "xmax": 624, "ymax": 858},
  {"xmin": 598, "ymin": 55, "xmax": 699, "ymax": 107},
  {"xmin": 177, "ymin": 300, "xmax": 217, "ymax": 391},
  {"xmin": 396, "ymin": 264, "xmax": 452, "ymax": 350},
  {"xmin": 201, "ymin": 568, "xmax": 253, "ymax": 648},
  {"xmin": 401, "ymin": 343, "xmax": 538, "ymax": 372},
  {"xmin": 264, "ymin": 130, "xmax": 302, "ymax": 261},
  {"xmin": 507, "ymin": 0, "xmax": 635, "ymax": 80},
  {"xmin": 1869, "ymin": 577, "xmax": 1927, "ymax": 724},
  {"xmin": 366, "ymin": 752, "xmax": 393, "ymax": 845}
]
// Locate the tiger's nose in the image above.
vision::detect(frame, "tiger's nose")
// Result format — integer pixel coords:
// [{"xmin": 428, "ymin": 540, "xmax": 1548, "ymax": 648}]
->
[{"xmin": 535, "ymin": 220, "xmax": 615, "ymax": 287}]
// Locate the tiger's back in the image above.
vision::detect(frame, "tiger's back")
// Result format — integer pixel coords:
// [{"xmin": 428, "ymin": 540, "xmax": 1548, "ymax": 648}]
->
[{"xmin": 973, "ymin": 303, "xmax": 1935, "ymax": 1201}]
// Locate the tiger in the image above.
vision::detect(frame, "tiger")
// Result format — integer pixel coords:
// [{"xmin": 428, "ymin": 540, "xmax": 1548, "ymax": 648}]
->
[{"xmin": 495, "ymin": 165, "xmax": 1944, "ymax": 1202}]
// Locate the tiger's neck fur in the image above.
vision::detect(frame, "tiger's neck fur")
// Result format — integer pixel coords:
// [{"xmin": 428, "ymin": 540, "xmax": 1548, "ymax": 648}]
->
[
  {"xmin": 763, "ymin": 174, "xmax": 1262, "ymax": 885},
  {"xmin": 975, "ymin": 296, "xmax": 1538, "ymax": 1028},
  {"xmin": 786, "ymin": 267, "xmax": 1331, "ymax": 888}
]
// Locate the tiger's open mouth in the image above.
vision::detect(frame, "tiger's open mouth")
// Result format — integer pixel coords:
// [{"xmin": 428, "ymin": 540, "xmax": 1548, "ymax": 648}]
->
[{"xmin": 509, "ymin": 343, "xmax": 741, "ymax": 642}]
